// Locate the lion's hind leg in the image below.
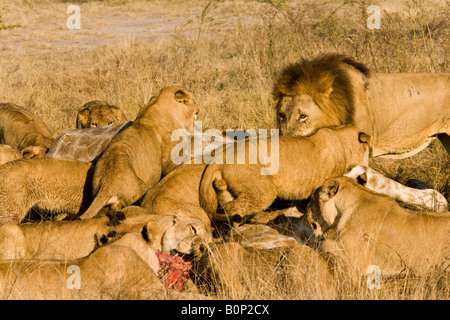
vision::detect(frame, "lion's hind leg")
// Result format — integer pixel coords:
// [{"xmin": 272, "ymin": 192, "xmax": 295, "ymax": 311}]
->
[{"xmin": 220, "ymin": 169, "xmax": 278, "ymax": 223}]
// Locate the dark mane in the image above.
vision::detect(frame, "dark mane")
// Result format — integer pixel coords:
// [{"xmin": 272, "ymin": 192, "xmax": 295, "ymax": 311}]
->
[{"xmin": 272, "ymin": 54, "xmax": 371, "ymax": 125}]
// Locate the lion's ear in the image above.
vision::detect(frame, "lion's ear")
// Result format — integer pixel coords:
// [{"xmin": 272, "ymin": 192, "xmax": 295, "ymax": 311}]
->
[
  {"xmin": 320, "ymin": 180, "xmax": 339, "ymax": 201},
  {"xmin": 142, "ymin": 221, "xmax": 161, "ymax": 245},
  {"xmin": 21, "ymin": 146, "xmax": 47, "ymax": 159},
  {"xmin": 174, "ymin": 90, "xmax": 190, "ymax": 104},
  {"xmin": 358, "ymin": 132, "xmax": 371, "ymax": 144},
  {"xmin": 356, "ymin": 172, "xmax": 368, "ymax": 186},
  {"xmin": 76, "ymin": 106, "xmax": 90, "ymax": 128}
]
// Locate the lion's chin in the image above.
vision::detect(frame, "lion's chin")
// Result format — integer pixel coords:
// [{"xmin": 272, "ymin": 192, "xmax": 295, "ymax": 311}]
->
[{"xmin": 285, "ymin": 128, "xmax": 315, "ymax": 137}]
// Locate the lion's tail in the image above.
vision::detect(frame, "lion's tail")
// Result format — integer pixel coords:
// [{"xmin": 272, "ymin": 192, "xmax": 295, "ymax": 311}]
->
[
  {"xmin": 79, "ymin": 192, "xmax": 113, "ymax": 219},
  {"xmin": 199, "ymin": 163, "xmax": 221, "ymax": 218}
]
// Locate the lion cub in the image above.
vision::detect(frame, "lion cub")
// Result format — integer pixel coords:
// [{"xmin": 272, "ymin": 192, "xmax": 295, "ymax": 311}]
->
[
  {"xmin": 81, "ymin": 86, "xmax": 199, "ymax": 219},
  {"xmin": 199, "ymin": 125, "xmax": 370, "ymax": 222}
]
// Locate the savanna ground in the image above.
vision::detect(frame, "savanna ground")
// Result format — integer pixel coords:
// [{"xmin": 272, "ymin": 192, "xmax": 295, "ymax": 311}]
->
[{"xmin": 0, "ymin": 0, "xmax": 448, "ymax": 300}]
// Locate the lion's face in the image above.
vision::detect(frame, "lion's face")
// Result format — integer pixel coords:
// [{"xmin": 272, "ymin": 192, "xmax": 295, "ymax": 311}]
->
[
  {"xmin": 162, "ymin": 214, "xmax": 212, "ymax": 256},
  {"xmin": 77, "ymin": 101, "xmax": 127, "ymax": 129},
  {"xmin": 276, "ymin": 93, "xmax": 339, "ymax": 137}
]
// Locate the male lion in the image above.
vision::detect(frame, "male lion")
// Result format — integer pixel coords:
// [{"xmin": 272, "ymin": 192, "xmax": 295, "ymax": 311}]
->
[
  {"xmin": 307, "ymin": 176, "xmax": 450, "ymax": 276},
  {"xmin": 80, "ymin": 86, "xmax": 199, "ymax": 219},
  {"xmin": 0, "ymin": 102, "xmax": 54, "ymax": 158},
  {"xmin": 0, "ymin": 158, "xmax": 93, "ymax": 224},
  {"xmin": 199, "ymin": 125, "xmax": 371, "ymax": 222},
  {"xmin": 273, "ymin": 54, "xmax": 449, "ymax": 158},
  {"xmin": 76, "ymin": 100, "xmax": 128, "ymax": 128}
]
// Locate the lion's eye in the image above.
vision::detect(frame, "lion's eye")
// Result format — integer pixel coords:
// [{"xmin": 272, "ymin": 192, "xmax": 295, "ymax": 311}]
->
[
  {"xmin": 91, "ymin": 123, "xmax": 98, "ymax": 128},
  {"xmin": 108, "ymin": 121, "xmax": 114, "ymax": 126},
  {"xmin": 278, "ymin": 112, "xmax": 286, "ymax": 120},
  {"xmin": 189, "ymin": 224, "xmax": 197, "ymax": 235},
  {"xmin": 298, "ymin": 114, "xmax": 307, "ymax": 121}
]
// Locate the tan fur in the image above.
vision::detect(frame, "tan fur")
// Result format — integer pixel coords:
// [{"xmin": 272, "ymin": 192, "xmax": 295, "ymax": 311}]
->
[
  {"xmin": 199, "ymin": 125, "xmax": 371, "ymax": 222},
  {"xmin": 0, "ymin": 158, "xmax": 93, "ymax": 224},
  {"xmin": 307, "ymin": 176, "xmax": 450, "ymax": 276},
  {"xmin": 4, "ymin": 212, "xmax": 149, "ymax": 260},
  {"xmin": 273, "ymin": 53, "xmax": 450, "ymax": 158},
  {"xmin": 76, "ymin": 101, "xmax": 128, "ymax": 129},
  {"xmin": 44, "ymin": 121, "xmax": 132, "ymax": 163},
  {"xmin": 80, "ymin": 86, "xmax": 199, "ymax": 219},
  {"xmin": 345, "ymin": 165, "xmax": 448, "ymax": 212},
  {"xmin": 140, "ymin": 164, "xmax": 211, "ymax": 227},
  {"xmin": 120, "ymin": 206, "xmax": 212, "ymax": 259},
  {"xmin": 0, "ymin": 210, "xmax": 211, "ymax": 299},
  {"xmin": 0, "ymin": 102, "xmax": 54, "ymax": 158},
  {"xmin": 0, "ymin": 144, "xmax": 21, "ymax": 166},
  {"xmin": 140, "ymin": 133, "xmax": 239, "ymax": 227},
  {"xmin": 0, "ymin": 238, "xmax": 165, "ymax": 299},
  {"xmin": 0, "ymin": 224, "xmax": 27, "ymax": 259}
]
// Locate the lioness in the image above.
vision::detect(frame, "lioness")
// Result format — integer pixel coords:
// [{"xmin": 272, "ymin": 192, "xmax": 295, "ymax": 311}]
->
[
  {"xmin": 307, "ymin": 176, "xmax": 450, "ymax": 276},
  {"xmin": 76, "ymin": 100, "xmax": 128, "ymax": 128},
  {"xmin": 273, "ymin": 54, "xmax": 449, "ymax": 158},
  {"xmin": 0, "ymin": 102, "xmax": 54, "ymax": 158},
  {"xmin": 0, "ymin": 158, "xmax": 93, "ymax": 224},
  {"xmin": 44, "ymin": 121, "xmax": 132, "ymax": 163},
  {"xmin": 140, "ymin": 164, "xmax": 210, "ymax": 226},
  {"xmin": 0, "ymin": 223, "xmax": 166, "ymax": 299},
  {"xmin": 0, "ymin": 211, "xmax": 210, "ymax": 299},
  {"xmin": 199, "ymin": 125, "xmax": 370, "ymax": 222},
  {"xmin": 80, "ymin": 86, "xmax": 199, "ymax": 219}
]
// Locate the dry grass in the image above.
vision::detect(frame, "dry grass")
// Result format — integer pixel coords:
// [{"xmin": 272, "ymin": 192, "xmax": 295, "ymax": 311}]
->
[{"xmin": 0, "ymin": 0, "xmax": 448, "ymax": 300}]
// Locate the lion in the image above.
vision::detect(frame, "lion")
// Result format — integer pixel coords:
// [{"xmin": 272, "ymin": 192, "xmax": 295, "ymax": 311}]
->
[
  {"xmin": 0, "ymin": 158, "xmax": 93, "ymax": 224},
  {"xmin": 140, "ymin": 164, "xmax": 211, "ymax": 226},
  {"xmin": 345, "ymin": 165, "xmax": 448, "ymax": 212},
  {"xmin": 0, "ymin": 102, "xmax": 54, "ymax": 158},
  {"xmin": 1, "ymin": 211, "xmax": 130, "ymax": 260},
  {"xmin": 118, "ymin": 206, "xmax": 213, "ymax": 260},
  {"xmin": 80, "ymin": 86, "xmax": 199, "ymax": 219},
  {"xmin": 273, "ymin": 53, "xmax": 450, "ymax": 158},
  {"xmin": 0, "ymin": 224, "xmax": 166, "ymax": 299},
  {"xmin": 199, "ymin": 125, "xmax": 371, "ymax": 222},
  {"xmin": 306, "ymin": 176, "xmax": 450, "ymax": 277},
  {"xmin": 0, "ymin": 223, "xmax": 27, "ymax": 259},
  {"xmin": 76, "ymin": 100, "xmax": 128, "ymax": 129},
  {"xmin": 0, "ymin": 144, "xmax": 21, "ymax": 166},
  {"xmin": 140, "ymin": 131, "xmax": 242, "ymax": 227},
  {"xmin": 43, "ymin": 121, "xmax": 132, "ymax": 163},
  {"xmin": 0, "ymin": 209, "xmax": 211, "ymax": 299}
]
